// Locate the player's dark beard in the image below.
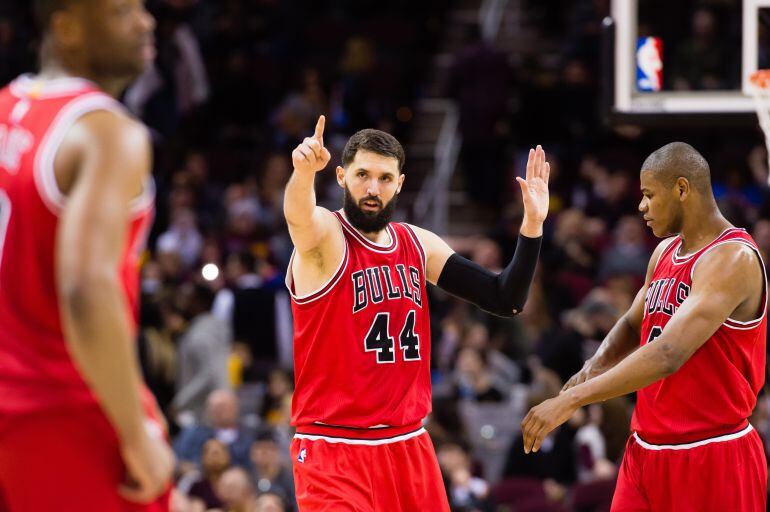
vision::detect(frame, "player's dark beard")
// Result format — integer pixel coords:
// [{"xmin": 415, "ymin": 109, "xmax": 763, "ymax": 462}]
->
[{"xmin": 343, "ymin": 186, "xmax": 398, "ymax": 234}]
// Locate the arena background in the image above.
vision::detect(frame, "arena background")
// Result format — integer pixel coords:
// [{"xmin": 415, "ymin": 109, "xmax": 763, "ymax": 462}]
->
[{"xmin": 3, "ymin": 1, "xmax": 770, "ymax": 511}]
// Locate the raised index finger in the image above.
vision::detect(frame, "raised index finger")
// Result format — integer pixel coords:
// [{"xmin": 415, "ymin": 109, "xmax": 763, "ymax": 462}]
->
[{"xmin": 313, "ymin": 115, "xmax": 326, "ymax": 142}]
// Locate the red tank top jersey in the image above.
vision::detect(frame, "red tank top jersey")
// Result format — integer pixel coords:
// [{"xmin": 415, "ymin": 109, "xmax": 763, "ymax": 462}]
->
[
  {"xmin": 631, "ymin": 227, "xmax": 767, "ymax": 444},
  {"xmin": 0, "ymin": 75, "xmax": 155, "ymax": 414},
  {"xmin": 287, "ymin": 211, "xmax": 432, "ymax": 433}
]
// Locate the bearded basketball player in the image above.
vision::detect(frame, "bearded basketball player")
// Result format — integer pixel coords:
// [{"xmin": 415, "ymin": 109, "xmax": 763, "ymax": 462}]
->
[{"xmin": 283, "ymin": 115, "xmax": 551, "ymax": 510}]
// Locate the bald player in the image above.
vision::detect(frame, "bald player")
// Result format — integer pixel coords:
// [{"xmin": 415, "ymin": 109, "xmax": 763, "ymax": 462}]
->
[
  {"xmin": 523, "ymin": 142, "xmax": 767, "ymax": 511},
  {"xmin": 0, "ymin": 1, "xmax": 172, "ymax": 510}
]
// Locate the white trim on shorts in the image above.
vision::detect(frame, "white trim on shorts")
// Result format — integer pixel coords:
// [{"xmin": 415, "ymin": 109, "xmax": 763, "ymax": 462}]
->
[
  {"xmin": 293, "ymin": 427, "xmax": 426, "ymax": 446},
  {"xmin": 632, "ymin": 423, "xmax": 754, "ymax": 451}
]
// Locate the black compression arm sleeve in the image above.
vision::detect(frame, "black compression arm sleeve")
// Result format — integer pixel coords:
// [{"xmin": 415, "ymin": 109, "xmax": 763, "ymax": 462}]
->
[{"xmin": 436, "ymin": 234, "xmax": 542, "ymax": 317}]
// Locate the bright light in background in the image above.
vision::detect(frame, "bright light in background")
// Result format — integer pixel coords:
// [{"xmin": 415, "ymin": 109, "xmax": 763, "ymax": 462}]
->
[{"xmin": 201, "ymin": 263, "xmax": 219, "ymax": 281}]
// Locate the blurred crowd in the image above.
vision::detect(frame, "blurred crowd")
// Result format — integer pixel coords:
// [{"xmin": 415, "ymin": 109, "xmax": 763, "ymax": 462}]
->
[{"xmin": 4, "ymin": 0, "xmax": 770, "ymax": 511}]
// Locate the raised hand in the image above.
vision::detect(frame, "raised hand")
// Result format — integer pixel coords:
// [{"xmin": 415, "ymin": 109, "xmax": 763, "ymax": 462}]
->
[
  {"xmin": 517, "ymin": 145, "xmax": 550, "ymax": 228},
  {"xmin": 292, "ymin": 115, "xmax": 332, "ymax": 174}
]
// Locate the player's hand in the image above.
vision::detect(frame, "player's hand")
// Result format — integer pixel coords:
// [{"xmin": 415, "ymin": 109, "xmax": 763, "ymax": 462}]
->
[
  {"xmin": 521, "ymin": 393, "xmax": 578, "ymax": 454},
  {"xmin": 119, "ymin": 428, "xmax": 174, "ymax": 503},
  {"xmin": 517, "ymin": 145, "xmax": 550, "ymax": 231},
  {"xmin": 561, "ymin": 358, "xmax": 606, "ymax": 393},
  {"xmin": 292, "ymin": 115, "xmax": 332, "ymax": 175}
]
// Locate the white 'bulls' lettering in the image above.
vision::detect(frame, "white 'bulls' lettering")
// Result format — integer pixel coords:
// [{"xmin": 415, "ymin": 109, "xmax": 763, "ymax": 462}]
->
[{"xmin": 352, "ymin": 264, "xmax": 422, "ymax": 313}]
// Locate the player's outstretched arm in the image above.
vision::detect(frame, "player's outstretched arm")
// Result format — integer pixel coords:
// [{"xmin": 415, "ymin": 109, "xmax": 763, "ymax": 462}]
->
[
  {"xmin": 521, "ymin": 241, "xmax": 762, "ymax": 454},
  {"xmin": 561, "ymin": 237, "xmax": 675, "ymax": 393},
  {"xmin": 409, "ymin": 146, "xmax": 549, "ymax": 317},
  {"xmin": 56, "ymin": 111, "xmax": 172, "ymax": 502},
  {"xmin": 283, "ymin": 115, "xmax": 338, "ymax": 254}
]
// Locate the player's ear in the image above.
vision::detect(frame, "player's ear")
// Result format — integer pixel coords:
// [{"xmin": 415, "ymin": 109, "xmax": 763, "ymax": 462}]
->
[
  {"xmin": 396, "ymin": 172, "xmax": 405, "ymax": 194},
  {"xmin": 336, "ymin": 166, "xmax": 345, "ymax": 187},
  {"xmin": 676, "ymin": 177, "xmax": 690, "ymax": 201}
]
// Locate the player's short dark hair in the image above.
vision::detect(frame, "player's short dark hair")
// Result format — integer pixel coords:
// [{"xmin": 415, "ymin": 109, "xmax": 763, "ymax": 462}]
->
[
  {"xmin": 33, "ymin": 0, "xmax": 81, "ymax": 31},
  {"xmin": 342, "ymin": 129, "xmax": 405, "ymax": 172},
  {"xmin": 641, "ymin": 142, "xmax": 712, "ymax": 195}
]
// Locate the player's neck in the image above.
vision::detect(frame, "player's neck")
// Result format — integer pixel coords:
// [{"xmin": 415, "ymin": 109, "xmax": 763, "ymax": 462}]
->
[
  {"xmin": 678, "ymin": 210, "xmax": 732, "ymax": 255},
  {"xmin": 350, "ymin": 223, "xmax": 391, "ymax": 245},
  {"xmin": 359, "ymin": 228, "xmax": 391, "ymax": 244},
  {"xmin": 341, "ymin": 210, "xmax": 391, "ymax": 245},
  {"xmin": 39, "ymin": 53, "xmax": 130, "ymax": 99}
]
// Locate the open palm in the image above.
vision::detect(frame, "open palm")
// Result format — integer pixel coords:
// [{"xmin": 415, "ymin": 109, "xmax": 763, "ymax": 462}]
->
[{"xmin": 516, "ymin": 145, "xmax": 550, "ymax": 224}]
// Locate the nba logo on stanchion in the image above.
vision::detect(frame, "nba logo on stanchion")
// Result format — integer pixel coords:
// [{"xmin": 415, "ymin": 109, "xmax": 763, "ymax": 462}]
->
[{"xmin": 636, "ymin": 37, "xmax": 663, "ymax": 92}]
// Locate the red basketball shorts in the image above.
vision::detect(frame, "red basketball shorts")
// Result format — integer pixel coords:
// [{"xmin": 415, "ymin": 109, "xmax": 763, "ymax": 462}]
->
[
  {"xmin": 0, "ymin": 403, "xmax": 171, "ymax": 512},
  {"xmin": 290, "ymin": 423, "xmax": 450, "ymax": 511},
  {"xmin": 612, "ymin": 424, "xmax": 767, "ymax": 512}
]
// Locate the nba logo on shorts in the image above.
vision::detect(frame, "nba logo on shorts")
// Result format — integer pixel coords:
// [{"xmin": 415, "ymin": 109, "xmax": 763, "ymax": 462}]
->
[
  {"xmin": 297, "ymin": 448, "xmax": 307, "ymax": 463},
  {"xmin": 636, "ymin": 37, "xmax": 663, "ymax": 92}
]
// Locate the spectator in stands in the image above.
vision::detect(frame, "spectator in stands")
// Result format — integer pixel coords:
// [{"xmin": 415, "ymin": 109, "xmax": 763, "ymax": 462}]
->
[
  {"xmin": 437, "ymin": 442, "xmax": 493, "ymax": 512},
  {"xmin": 212, "ymin": 250, "xmax": 289, "ymax": 381},
  {"xmin": 156, "ymin": 207, "xmax": 204, "ymax": 271},
  {"xmin": 540, "ymin": 208, "xmax": 605, "ymax": 311},
  {"xmin": 537, "ymin": 291, "xmax": 619, "ymax": 384},
  {"xmin": 249, "ymin": 430, "xmax": 295, "ymax": 507},
  {"xmin": 573, "ymin": 405, "xmax": 616, "ymax": 483},
  {"xmin": 138, "ymin": 292, "xmax": 180, "ymax": 416},
  {"xmin": 174, "ymin": 389, "xmax": 255, "ymax": 472},
  {"xmin": 448, "ymin": 23, "xmax": 513, "ymax": 212},
  {"xmin": 186, "ymin": 439, "xmax": 231, "ymax": 511},
  {"xmin": 259, "ymin": 369, "xmax": 294, "ymax": 427},
  {"xmin": 670, "ymin": 7, "xmax": 733, "ymax": 90},
  {"xmin": 254, "ymin": 492, "xmax": 287, "ymax": 512},
  {"xmin": 124, "ymin": 0, "xmax": 209, "ymax": 135},
  {"xmin": 337, "ymin": 36, "xmax": 377, "ymax": 132},
  {"xmin": 173, "ymin": 284, "xmax": 232, "ymax": 422},
  {"xmin": 598, "ymin": 215, "xmax": 652, "ymax": 281},
  {"xmin": 272, "ymin": 67, "xmax": 327, "ymax": 149},
  {"xmin": 454, "ymin": 347, "xmax": 508, "ymax": 402},
  {"xmin": 212, "ymin": 251, "xmax": 261, "ymax": 326},
  {"xmin": 216, "ymin": 467, "xmax": 258, "ymax": 512}
]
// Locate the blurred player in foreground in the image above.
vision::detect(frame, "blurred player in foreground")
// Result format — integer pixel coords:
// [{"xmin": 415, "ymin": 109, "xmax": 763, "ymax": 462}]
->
[
  {"xmin": 0, "ymin": 0, "xmax": 173, "ymax": 510},
  {"xmin": 282, "ymin": 116, "xmax": 550, "ymax": 510},
  {"xmin": 523, "ymin": 142, "xmax": 767, "ymax": 511}
]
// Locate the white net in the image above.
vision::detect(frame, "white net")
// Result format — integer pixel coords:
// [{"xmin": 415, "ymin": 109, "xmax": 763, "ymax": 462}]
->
[{"xmin": 750, "ymin": 70, "xmax": 770, "ymax": 186}]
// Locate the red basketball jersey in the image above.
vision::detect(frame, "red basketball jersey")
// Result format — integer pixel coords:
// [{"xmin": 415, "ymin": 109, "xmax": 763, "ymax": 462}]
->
[
  {"xmin": 632, "ymin": 228, "xmax": 767, "ymax": 444},
  {"xmin": 287, "ymin": 211, "xmax": 432, "ymax": 433},
  {"xmin": 0, "ymin": 75, "xmax": 155, "ymax": 414}
]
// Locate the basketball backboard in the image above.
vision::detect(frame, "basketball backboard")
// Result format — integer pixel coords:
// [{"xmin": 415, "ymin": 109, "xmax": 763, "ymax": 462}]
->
[{"xmin": 605, "ymin": 0, "xmax": 770, "ymax": 125}]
